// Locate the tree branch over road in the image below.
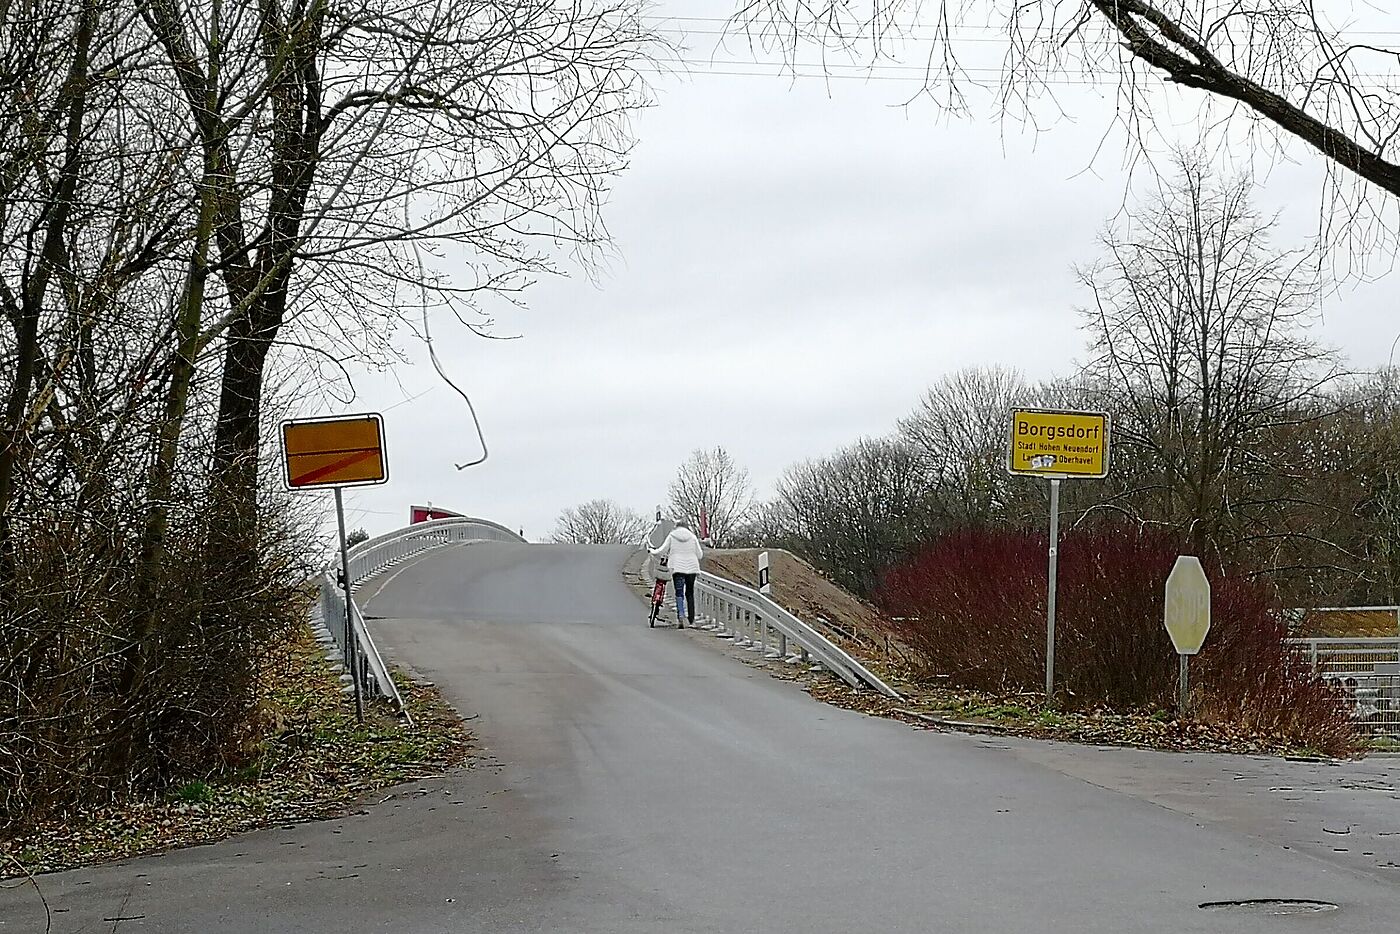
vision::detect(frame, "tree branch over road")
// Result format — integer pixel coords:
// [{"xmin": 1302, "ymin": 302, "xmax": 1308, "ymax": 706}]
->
[{"xmin": 738, "ymin": 2, "xmax": 1400, "ymax": 258}]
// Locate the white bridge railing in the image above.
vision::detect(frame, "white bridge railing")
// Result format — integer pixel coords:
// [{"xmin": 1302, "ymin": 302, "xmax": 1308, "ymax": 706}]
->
[
  {"xmin": 694, "ymin": 570, "xmax": 900, "ymax": 699},
  {"xmin": 318, "ymin": 517, "xmax": 527, "ymax": 717},
  {"xmin": 1286, "ymin": 634, "xmax": 1400, "ymax": 740}
]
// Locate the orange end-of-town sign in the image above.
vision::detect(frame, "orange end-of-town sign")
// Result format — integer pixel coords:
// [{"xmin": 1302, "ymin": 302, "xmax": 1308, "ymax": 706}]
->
[{"xmin": 281, "ymin": 414, "xmax": 388, "ymax": 489}]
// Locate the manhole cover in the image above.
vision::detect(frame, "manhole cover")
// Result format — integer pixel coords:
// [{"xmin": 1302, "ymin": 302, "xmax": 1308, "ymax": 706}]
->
[{"xmin": 1199, "ymin": 899, "xmax": 1338, "ymax": 915}]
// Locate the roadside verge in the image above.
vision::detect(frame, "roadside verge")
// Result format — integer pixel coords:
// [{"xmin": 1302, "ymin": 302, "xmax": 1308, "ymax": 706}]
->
[{"xmin": 2, "ymin": 623, "xmax": 472, "ymax": 878}]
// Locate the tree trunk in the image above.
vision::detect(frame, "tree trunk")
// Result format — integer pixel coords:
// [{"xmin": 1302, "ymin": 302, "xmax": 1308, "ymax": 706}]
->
[{"xmin": 0, "ymin": 1, "xmax": 94, "ymax": 588}]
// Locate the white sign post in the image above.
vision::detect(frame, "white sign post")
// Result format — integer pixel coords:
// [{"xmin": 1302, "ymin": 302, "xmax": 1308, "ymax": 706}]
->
[
  {"xmin": 1164, "ymin": 556, "xmax": 1212, "ymax": 718},
  {"xmin": 758, "ymin": 551, "xmax": 771, "ymax": 596}
]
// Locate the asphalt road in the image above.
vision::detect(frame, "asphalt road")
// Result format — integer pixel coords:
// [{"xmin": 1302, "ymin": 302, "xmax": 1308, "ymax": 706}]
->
[{"xmin": 4, "ymin": 541, "xmax": 1400, "ymax": 933}]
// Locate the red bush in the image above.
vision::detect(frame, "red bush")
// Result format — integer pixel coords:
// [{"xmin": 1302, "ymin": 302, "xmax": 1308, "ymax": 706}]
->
[
  {"xmin": 878, "ymin": 528, "xmax": 1046, "ymax": 691},
  {"xmin": 877, "ymin": 526, "xmax": 1356, "ymax": 753}
]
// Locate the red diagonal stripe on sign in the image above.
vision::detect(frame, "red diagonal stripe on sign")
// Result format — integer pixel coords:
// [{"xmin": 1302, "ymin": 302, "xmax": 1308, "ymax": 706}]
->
[{"xmin": 291, "ymin": 448, "xmax": 378, "ymax": 486}]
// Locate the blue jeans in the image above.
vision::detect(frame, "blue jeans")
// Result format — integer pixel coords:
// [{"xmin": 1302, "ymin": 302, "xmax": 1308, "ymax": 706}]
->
[{"xmin": 672, "ymin": 573, "xmax": 697, "ymax": 624}]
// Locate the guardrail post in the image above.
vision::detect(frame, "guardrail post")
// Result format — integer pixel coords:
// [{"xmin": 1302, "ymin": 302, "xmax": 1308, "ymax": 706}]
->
[
  {"xmin": 761, "ymin": 615, "xmax": 780, "ymax": 658},
  {"xmin": 1309, "ymin": 641, "xmax": 1319, "ymax": 675}
]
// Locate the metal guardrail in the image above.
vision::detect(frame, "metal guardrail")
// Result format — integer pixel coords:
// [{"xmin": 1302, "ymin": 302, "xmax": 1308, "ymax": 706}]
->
[
  {"xmin": 319, "ymin": 571, "xmax": 411, "ymax": 723},
  {"xmin": 694, "ymin": 570, "xmax": 900, "ymax": 699},
  {"xmin": 1287, "ymin": 636, "xmax": 1400, "ymax": 739},
  {"xmin": 317, "ymin": 516, "xmax": 527, "ymax": 716}
]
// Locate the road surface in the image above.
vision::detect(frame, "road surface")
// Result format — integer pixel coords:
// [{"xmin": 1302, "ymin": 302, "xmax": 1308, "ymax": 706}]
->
[{"xmin": 3, "ymin": 541, "xmax": 1399, "ymax": 933}]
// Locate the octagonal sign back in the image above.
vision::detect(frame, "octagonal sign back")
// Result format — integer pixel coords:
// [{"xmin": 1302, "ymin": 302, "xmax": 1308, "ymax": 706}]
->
[{"xmin": 1164, "ymin": 555, "xmax": 1211, "ymax": 655}]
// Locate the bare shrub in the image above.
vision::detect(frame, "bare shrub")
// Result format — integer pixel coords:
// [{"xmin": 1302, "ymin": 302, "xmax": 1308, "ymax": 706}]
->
[
  {"xmin": 0, "ymin": 498, "xmax": 313, "ymax": 832},
  {"xmin": 878, "ymin": 525, "xmax": 1357, "ymax": 754}
]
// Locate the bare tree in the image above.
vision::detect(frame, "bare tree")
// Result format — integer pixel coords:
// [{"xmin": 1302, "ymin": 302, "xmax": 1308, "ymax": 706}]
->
[
  {"xmin": 730, "ymin": 498, "xmax": 798, "ymax": 549},
  {"xmin": 550, "ymin": 499, "xmax": 648, "ymax": 545},
  {"xmin": 769, "ymin": 437, "xmax": 933, "ymax": 596},
  {"xmin": 1251, "ymin": 369, "xmax": 1400, "ymax": 603},
  {"xmin": 126, "ymin": 0, "xmax": 655, "ymax": 609},
  {"xmin": 0, "ymin": 0, "xmax": 656, "ymax": 825},
  {"xmin": 738, "ymin": 2, "xmax": 1400, "ymax": 259},
  {"xmin": 668, "ymin": 446, "xmax": 754, "ymax": 546},
  {"xmin": 897, "ymin": 366, "xmax": 1025, "ymax": 526},
  {"xmin": 1079, "ymin": 157, "xmax": 1338, "ymax": 559}
]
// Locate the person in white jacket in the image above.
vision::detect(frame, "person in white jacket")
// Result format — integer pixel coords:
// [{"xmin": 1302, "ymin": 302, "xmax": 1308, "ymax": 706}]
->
[{"xmin": 650, "ymin": 520, "xmax": 704, "ymax": 628}]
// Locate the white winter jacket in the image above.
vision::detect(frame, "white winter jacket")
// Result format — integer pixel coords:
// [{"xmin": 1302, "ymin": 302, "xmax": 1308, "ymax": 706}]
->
[{"xmin": 652, "ymin": 526, "xmax": 704, "ymax": 575}]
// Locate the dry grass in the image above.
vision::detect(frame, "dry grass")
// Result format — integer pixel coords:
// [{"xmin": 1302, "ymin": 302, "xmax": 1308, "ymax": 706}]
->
[{"xmin": 0, "ymin": 624, "xmax": 472, "ymax": 878}]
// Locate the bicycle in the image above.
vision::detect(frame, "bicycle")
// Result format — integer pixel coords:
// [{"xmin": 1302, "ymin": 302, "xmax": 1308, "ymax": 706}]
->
[
  {"xmin": 648, "ymin": 575, "xmax": 667, "ymax": 628},
  {"xmin": 647, "ymin": 550, "xmax": 670, "ymax": 627}
]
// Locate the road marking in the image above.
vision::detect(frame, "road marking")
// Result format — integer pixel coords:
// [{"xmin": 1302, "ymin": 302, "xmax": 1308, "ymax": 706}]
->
[{"xmin": 359, "ymin": 543, "xmax": 466, "ymax": 610}]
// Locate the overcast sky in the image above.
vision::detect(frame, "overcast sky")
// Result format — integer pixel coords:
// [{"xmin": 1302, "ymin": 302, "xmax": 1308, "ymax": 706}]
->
[{"xmin": 325, "ymin": 2, "xmax": 1400, "ymax": 541}]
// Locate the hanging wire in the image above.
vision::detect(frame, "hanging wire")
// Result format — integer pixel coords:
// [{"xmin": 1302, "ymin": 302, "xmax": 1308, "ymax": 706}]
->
[
  {"xmin": 411, "ymin": 232, "xmax": 489, "ymax": 470},
  {"xmin": 423, "ymin": 303, "xmax": 489, "ymax": 470}
]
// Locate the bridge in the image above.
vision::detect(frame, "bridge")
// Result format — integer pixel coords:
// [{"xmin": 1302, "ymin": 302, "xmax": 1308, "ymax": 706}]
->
[{"xmin": 5, "ymin": 518, "xmax": 1400, "ymax": 932}]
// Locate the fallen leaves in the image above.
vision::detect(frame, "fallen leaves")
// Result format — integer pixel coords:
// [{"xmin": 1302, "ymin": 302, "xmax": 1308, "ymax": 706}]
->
[{"xmin": 804, "ymin": 669, "xmax": 1350, "ymax": 758}]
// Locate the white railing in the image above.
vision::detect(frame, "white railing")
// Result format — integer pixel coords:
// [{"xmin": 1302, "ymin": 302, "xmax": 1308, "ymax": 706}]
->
[
  {"xmin": 318, "ymin": 516, "xmax": 526, "ymax": 716},
  {"xmin": 346, "ymin": 516, "xmax": 525, "ymax": 584},
  {"xmin": 694, "ymin": 570, "xmax": 900, "ymax": 699},
  {"xmin": 319, "ymin": 571, "xmax": 411, "ymax": 723},
  {"xmin": 1286, "ymin": 636, "xmax": 1400, "ymax": 739}
]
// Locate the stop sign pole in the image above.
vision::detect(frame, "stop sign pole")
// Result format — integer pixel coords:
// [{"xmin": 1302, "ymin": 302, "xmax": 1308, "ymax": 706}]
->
[{"xmin": 1164, "ymin": 556, "xmax": 1212, "ymax": 718}]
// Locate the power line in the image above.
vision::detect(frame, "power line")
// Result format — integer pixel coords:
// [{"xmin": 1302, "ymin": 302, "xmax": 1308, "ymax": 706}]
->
[
  {"xmin": 641, "ymin": 58, "xmax": 1400, "ymax": 88},
  {"xmin": 650, "ymin": 26, "xmax": 1012, "ymax": 43},
  {"xmin": 638, "ymin": 14, "xmax": 1400, "ymax": 40}
]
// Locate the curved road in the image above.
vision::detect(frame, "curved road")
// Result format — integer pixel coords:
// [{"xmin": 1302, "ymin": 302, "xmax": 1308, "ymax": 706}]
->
[{"xmin": 5, "ymin": 542, "xmax": 1400, "ymax": 932}]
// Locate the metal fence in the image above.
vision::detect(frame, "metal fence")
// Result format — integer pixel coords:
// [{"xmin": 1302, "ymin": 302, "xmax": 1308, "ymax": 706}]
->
[
  {"xmin": 317, "ymin": 516, "xmax": 527, "ymax": 716},
  {"xmin": 694, "ymin": 571, "xmax": 901, "ymax": 699},
  {"xmin": 319, "ymin": 571, "xmax": 409, "ymax": 721},
  {"xmin": 1286, "ymin": 636, "xmax": 1400, "ymax": 739}
]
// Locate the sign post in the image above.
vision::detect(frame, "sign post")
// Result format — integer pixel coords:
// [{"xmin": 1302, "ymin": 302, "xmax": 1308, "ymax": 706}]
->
[
  {"xmin": 1164, "ymin": 555, "xmax": 1212, "ymax": 718},
  {"xmin": 333, "ymin": 487, "xmax": 361, "ymax": 722},
  {"xmin": 1045, "ymin": 477, "xmax": 1060, "ymax": 699},
  {"xmin": 1008, "ymin": 408, "xmax": 1111, "ymax": 703},
  {"xmin": 758, "ymin": 551, "xmax": 771, "ymax": 596},
  {"xmin": 281, "ymin": 413, "xmax": 389, "ymax": 723}
]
